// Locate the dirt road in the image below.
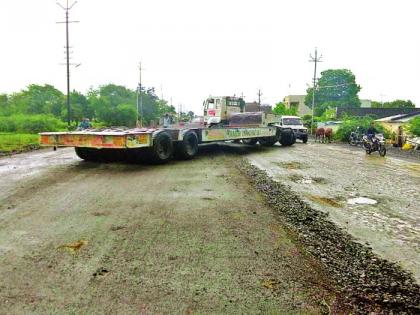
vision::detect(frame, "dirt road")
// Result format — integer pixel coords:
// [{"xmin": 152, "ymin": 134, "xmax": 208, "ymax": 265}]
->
[
  {"xmin": 0, "ymin": 146, "xmax": 338, "ymax": 314},
  {"xmin": 247, "ymin": 142, "xmax": 420, "ymax": 283}
]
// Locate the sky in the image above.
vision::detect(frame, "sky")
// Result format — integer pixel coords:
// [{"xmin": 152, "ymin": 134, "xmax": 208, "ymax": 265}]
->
[{"xmin": 0, "ymin": 0, "xmax": 419, "ymax": 114}]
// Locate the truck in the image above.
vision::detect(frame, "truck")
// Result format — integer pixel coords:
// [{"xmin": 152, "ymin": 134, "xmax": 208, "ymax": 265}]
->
[
  {"xmin": 279, "ymin": 115, "xmax": 308, "ymax": 143},
  {"xmin": 39, "ymin": 96, "xmax": 296, "ymax": 163}
]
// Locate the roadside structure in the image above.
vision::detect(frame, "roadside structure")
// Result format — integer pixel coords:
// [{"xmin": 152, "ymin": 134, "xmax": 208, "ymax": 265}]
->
[
  {"xmin": 336, "ymin": 107, "xmax": 420, "ymax": 119},
  {"xmin": 375, "ymin": 112, "xmax": 420, "ymax": 134},
  {"xmin": 283, "ymin": 95, "xmax": 311, "ymax": 116}
]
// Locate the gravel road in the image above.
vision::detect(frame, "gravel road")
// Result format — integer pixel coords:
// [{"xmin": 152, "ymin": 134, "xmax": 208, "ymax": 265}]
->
[
  {"xmin": 247, "ymin": 141, "xmax": 420, "ymax": 283},
  {"xmin": 0, "ymin": 146, "xmax": 341, "ymax": 314}
]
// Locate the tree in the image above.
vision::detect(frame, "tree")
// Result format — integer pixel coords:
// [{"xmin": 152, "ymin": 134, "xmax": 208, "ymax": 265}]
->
[
  {"xmin": 273, "ymin": 102, "xmax": 298, "ymax": 116},
  {"xmin": 8, "ymin": 84, "xmax": 65, "ymax": 117},
  {"xmin": 407, "ymin": 117, "xmax": 420, "ymax": 136},
  {"xmin": 372, "ymin": 99, "xmax": 415, "ymax": 108},
  {"xmin": 305, "ymin": 69, "xmax": 361, "ymax": 116}
]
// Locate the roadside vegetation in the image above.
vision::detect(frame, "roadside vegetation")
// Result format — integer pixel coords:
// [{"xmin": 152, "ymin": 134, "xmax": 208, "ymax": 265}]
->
[
  {"xmin": 406, "ymin": 116, "xmax": 420, "ymax": 136},
  {"xmin": 0, "ymin": 133, "xmax": 39, "ymax": 153}
]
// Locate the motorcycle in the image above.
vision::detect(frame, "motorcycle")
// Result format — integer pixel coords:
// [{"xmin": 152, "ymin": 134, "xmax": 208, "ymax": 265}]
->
[
  {"xmin": 362, "ymin": 133, "xmax": 387, "ymax": 156},
  {"xmin": 348, "ymin": 129, "xmax": 363, "ymax": 146}
]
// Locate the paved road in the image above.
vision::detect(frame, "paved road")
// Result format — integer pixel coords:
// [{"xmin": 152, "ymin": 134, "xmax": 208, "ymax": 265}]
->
[
  {"xmin": 247, "ymin": 142, "xmax": 420, "ymax": 282},
  {"xmin": 0, "ymin": 146, "xmax": 336, "ymax": 314}
]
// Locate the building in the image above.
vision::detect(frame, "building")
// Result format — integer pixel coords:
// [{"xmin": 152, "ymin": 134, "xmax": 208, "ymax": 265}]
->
[
  {"xmin": 283, "ymin": 95, "xmax": 311, "ymax": 116},
  {"xmin": 360, "ymin": 99, "xmax": 372, "ymax": 108},
  {"xmin": 245, "ymin": 102, "xmax": 272, "ymax": 114},
  {"xmin": 375, "ymin": 112, "xmax": 420, "ymax": 134},
  {"xmin": 336, "ymin": 107, "xmax": 420, "ymax": 119}
]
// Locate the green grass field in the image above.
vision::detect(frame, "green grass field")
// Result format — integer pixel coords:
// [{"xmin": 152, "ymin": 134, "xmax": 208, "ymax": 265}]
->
[{"xmin": 0, "ymin": 133, "xmax": 39, "ymax": 153}]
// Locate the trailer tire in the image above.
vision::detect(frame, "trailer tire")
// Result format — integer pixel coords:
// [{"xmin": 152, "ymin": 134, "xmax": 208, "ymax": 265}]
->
[
  {"xmin": 259, "ymin": 136, "xmax": 277, "ymax": 146},
  {"xmin": 242, "ymin": 138, "xmax": 258, "ymax": 145},
  {"xmin": 175, "ymin": 131, "xmax": 199, "ymax": 160},
  {"xmin": 279, "ymin": 131, "xmax": 296, "ymax": 146},
  {"xmin": 75, "ymin": 147, "xmax": 99, "ymax": 162},
  {"xmin": 151, "ymin": 131, "xmax": 174, "ymax": 163}
]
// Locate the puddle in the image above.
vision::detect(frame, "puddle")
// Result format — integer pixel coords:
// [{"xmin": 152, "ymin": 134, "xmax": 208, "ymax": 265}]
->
[
  {"xmin": 289, "ymin": 174, "xmax": 327, "ymax": 184},
  {"xmin": 307, "ymin": 195, "xmax": 341, "ymax": 207},
  {"xmin": 347, "ymin": 197, "xmax": 378, "ymax": 205}
]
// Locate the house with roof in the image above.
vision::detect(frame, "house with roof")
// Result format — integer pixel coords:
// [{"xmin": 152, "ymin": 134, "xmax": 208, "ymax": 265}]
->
[{"xmin": 375, "ymin": 112, "xmax": 420, "ymax": 134}]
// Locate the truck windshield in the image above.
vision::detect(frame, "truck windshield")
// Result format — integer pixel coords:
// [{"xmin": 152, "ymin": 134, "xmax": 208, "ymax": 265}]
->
[{"xmin": 282, "ymin": 118, "xmax": 302, "ymax": 125}]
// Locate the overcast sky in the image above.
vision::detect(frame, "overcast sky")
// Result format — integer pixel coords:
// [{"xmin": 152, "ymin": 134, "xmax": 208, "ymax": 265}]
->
[{"xmin": 0, "ymin": 0, "xmax": 419, "ymax": 113}]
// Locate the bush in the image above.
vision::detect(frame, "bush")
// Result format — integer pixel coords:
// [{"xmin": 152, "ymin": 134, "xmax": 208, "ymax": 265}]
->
[
  {"xmin": 0, "ymin": 114, "xmax": 67, "ymax": 133},
  {"xmin": 406, "ymin": 117, "xmax": 420, "ymax": 136},
  {"xmin": 335, "ymin": 116, "xmax": 389, "ymax": 142}
]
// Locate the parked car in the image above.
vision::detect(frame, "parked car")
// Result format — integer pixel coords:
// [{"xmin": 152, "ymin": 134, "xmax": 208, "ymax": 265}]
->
[{"xmin": 279, "ymin": 116, "xmax": 308, "ymax": 143}]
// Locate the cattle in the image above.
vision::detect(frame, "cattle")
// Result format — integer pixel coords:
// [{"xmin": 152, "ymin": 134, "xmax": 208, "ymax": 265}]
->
[
  {"xmin": 315, "ymin": 127, "xmax": 325, "ymax": 143},
  {"xmin": 324, "ymin": 128, "xmax": 333, "ymax": 143}
]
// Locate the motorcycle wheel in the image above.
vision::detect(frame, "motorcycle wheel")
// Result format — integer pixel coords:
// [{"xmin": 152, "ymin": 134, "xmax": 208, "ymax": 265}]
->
[{"xmin": 379, "ymin": 146, "xmax": 387, "ymax": 157}]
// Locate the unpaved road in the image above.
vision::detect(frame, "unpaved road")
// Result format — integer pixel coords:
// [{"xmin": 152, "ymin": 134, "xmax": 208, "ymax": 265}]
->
[
  {"xmin": 248, "ymin": 141, "xmax": 420, "ymax": 282},
  {"xmin": 0, "ymin": 146, "xmax": 339, "ymax": 314}
]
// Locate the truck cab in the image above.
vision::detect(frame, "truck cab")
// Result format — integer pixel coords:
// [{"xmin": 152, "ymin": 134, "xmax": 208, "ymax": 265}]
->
[
  {"xmin": 203, "ymin": 96, "xmax": 245, "ymax": 126},
  {"xmin": 280, "ymin": 116, "xmax": 308, "ymax": 143}
]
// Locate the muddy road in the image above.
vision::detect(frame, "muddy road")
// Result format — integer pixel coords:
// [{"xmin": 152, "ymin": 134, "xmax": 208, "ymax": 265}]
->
[
  {"xmin": 248, "ymin": 142, "xmax": 420, "ymax": 283},
  {"xmin": 0, "ymin": 146, "xmax": 339, "ymax": 314}
]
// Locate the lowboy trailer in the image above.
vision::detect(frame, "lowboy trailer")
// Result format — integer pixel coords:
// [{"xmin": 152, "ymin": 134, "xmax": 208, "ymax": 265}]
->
[{"xmin": 39, "ymin": 96, "xmax": 296, "ymax": 163}]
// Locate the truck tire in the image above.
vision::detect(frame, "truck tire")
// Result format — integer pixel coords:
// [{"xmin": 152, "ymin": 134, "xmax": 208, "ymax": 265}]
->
[
  {"xmin": 259, "ymin": 136, "xmax": 277, "ymax": 146},
  {"xmin": 175, "ymin": 131, "xmax": 199, "ymax": 160},
  {"xmin": 242, "ymin": 138, "xmax": 258, "ymax": 145},
  {"xmin": 74, "ymin": 147, "xmax": 99, "ymax": 162},
  {"xmin": 151, "ymin": 131, "xmax": 174, "ymax": 163},
  {"xmin": 279, "ymin": 131, "xmax": 296, "ymax": 146}
]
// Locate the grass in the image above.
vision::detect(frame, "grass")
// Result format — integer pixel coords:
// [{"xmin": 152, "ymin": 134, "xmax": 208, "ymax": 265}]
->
[{"xmin": 0, "ymin": 133, "xmax": 39, "ymax": 153}]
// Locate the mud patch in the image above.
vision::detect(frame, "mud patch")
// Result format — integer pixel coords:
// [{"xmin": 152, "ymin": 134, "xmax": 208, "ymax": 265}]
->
[
  {"xmin": 92, "ymin": 211, "xmax": 108, "ymax": 217},
  {"xmin": 110, "ymin": 225, "xmax": 125, "ymax": 231},
  {"xmin": 307, "ymin": 195, "xmax": 342, "ymax": 208},
  {"xmin": 201, "ymin": 197, "xmax": 215, "ymax": 201},
  {"xmin": 275, "ymin": 161, "xmax": 308, "ymax": 170},
  {"xmin": 92, "ymin": 267, "xmax": 109, "ymax": 278},
  {"xmin": 57, "ymin": 240, "xmax": 88, "ymax": 253}
]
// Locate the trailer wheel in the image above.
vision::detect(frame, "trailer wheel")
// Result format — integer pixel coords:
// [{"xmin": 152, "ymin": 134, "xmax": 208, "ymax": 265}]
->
[
  {"xmin": 151, "ymin": 132, "xmax": 174, "ymax": 163},
  {"xmin": 74, "ymin": 147, "xmax": 99, "ymax": 162},
  {"xmin": 175, "ymin": 131, "xmax": 198, "ymax": 160},
  {"xmin": 279, "ymin": 131, "xmax": 296, "ymax": 146},
  {"xmin": 259, "ymin": 136, "xmax": 277, "ymax": 146},
  {"xmin": 242, "ymin": 138, "xmax": 258, "ymax": 145}
]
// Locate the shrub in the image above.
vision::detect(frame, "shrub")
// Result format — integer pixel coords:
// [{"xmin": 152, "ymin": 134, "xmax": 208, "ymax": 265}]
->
[
  {"xmin": 0, "ymin": 114, "xmax": 67, "ymax": 133},
  {"xmin": 406, "ymin": 117, "xmax": 420, "ymax": 136},
  {"xmin": 335, "ymin": 116, "xmax": 389, "ymax": 141}
]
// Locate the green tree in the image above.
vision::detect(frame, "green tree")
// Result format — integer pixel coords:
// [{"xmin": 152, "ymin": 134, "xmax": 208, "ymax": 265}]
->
[
  {"xmin": 406, "ymin": 117, "xmax": 420, "ymax": 136},
  {"xmin": 273, "ymin": 102, "xmax": 298, "ymax": 116},
  {"xmin": 8, "ymin": 84, "xmax": 65, "ymax": 116},
  {"xmin": 305, "ymin": 69, "xmax": 361, "ymax": 116},
  {"xmin": 372, "ymin": 99, "xmax": 415, "ymax": 108}
]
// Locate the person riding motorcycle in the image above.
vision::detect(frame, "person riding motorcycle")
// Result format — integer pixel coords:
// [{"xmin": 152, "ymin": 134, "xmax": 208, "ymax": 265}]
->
[{"xmin": 366, "ymin": 122, "xmax": 378, "ymax": 145}]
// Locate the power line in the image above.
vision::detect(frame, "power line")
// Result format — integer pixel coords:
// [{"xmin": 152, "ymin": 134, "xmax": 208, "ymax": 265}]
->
[
  {"xmin": 309, "ymin": 47, "xmax": 322, "ymax": 133},
  {"xmin": 136, "ymin": 62, "xmax": 144, "ymax": 127},
  {"xmin": 56, "ymin": 0, "xmax": 79, "ymax": 127}
]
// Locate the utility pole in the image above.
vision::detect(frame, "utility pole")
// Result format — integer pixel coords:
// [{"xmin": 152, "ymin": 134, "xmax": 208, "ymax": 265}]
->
[
  {"xmin": 136, "ymin": 62, "xmax": 143, "ymax": 127},
  {"xmin": 257, "ymin": 89, "xmax": 262, "ymax": 105},
  {"xmin": 309, "ymin": 47, "xmax": 322, "ymax": 134},
  {"xmin": 57, "ymin": 0, "xmax": 79, "ymax": 128}
]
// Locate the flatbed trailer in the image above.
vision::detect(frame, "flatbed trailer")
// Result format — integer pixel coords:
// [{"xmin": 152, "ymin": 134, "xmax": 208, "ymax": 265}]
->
[{"xmin": 39, "ymin": 124, "xmax": 295, "ymax": 163}]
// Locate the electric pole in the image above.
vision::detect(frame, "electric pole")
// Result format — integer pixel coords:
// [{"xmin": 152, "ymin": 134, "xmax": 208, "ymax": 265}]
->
[
  {"xmin": 309, "ymin": 47, "xmax": 322, "ymax": 134},
  {"xmin": 257, "ymin": 89, "xmax": 262, "ymax": 105},
  {"xmin": 137, "ymin": 62, "xmax": 143, "ymax": 127},
  {"xmin": 57, "ymin": 0, "xmax": 79, "ymax": 128}
]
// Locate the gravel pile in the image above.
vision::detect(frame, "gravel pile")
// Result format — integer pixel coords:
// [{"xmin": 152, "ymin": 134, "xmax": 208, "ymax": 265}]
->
[{"xmin": 238, "ymin": 161, "xmax": 420, "ymax": 314}]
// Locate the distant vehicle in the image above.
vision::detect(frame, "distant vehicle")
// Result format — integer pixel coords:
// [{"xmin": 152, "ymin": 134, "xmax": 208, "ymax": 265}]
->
[
  {"xmin": 279, "ymin": 116, "xmax": 308, "ymax": 143},
  {"xmin": 349, "ymin": 127, "xmax": 363, "ymax": 146}
]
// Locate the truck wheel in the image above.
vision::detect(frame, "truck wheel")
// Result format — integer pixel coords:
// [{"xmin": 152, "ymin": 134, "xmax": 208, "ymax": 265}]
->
[
  {"xmin": 242, "ymin": 138, "xmax": 258, "ymax": 145},
  {"xmin": 279, "ymin": 132, "xmax": 295, "ymax": 146},
  {"xmin": 151, "ymin": 132, "xmax": 174, "ymax": 163},
  {"xmin": 259, "ymin": 136, "xmax": 277, "ymax": 146},
  {"xmin": 175, "ymin": 131, "xmax": 198, "ymax": 160},
  {"xmin": 75, "ymin": 147, "xmax": 99, "ymax": 162}
]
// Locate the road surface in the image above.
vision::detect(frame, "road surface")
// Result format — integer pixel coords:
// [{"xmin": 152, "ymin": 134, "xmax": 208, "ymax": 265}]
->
[
  {"xmin": 0, "ymin": 146, "xmax": 337, "ymax": 314},
  {"xmin": 247, "ymin": 142, "xmax": 420, "ymax": 282}
]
